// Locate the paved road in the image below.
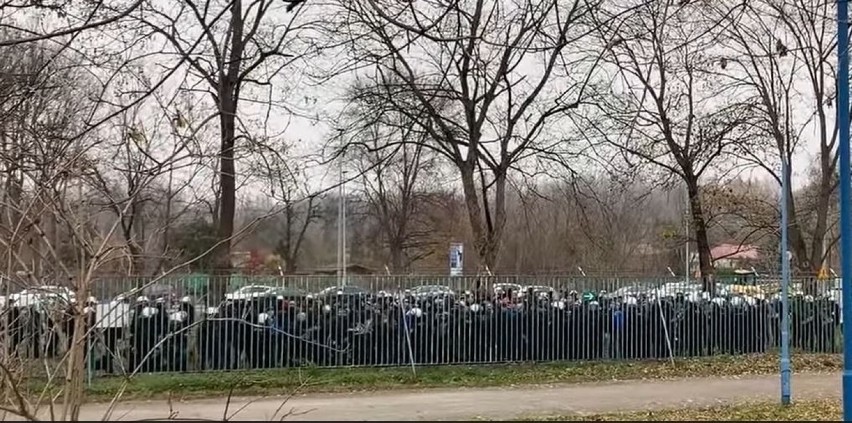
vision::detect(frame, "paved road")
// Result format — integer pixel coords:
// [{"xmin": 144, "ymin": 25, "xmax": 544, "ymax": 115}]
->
[{"xmin": 17, "ymin": 373, "xmax": 843, "ymax": 421}]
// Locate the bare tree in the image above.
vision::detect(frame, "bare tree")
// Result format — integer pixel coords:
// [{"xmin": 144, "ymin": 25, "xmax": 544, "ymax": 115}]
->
[
  {"xmin": 0, "ymin": 54, "xmax": 279, "ymax": 422},
  {"xmin": 135, "ymin": 0, "xmax": 311, "ymax": 299},
  {"xmin": 0, "ymin": 39, "xmax": 173, "ymax": 420},
  {"xmin": 0, "ymin": 41, "xmax": 94, "ymax": 280},
  {"xmin": 566, "ymin": 176, "xmax": 660, "ymax": 271},
  {"xmin": 339, "ymin": 77, "xmax": 442, "ymax": 273},
  {"xmin": 0, "ymin": 0, "xmax": 144, "ymax": 47},
  {"xmin": 334, "ymin": 0, "xmax": 599, "ymax": 271},
  {"xmin": 578, "ymin": 0, "xmax": 754, "ymax": 292},
  {"xmin": 716, "ymin": 0, "xmax": 838, "ymax": 289},
  {"xmin": 248, "ymin": 140, "xmax": 321, "ymax": 274},
  {"xmin": 0, "ymin": 5, "xmax": 320, "ymax": 422},
  {"xmin": 497, "ymin": 175, "xmax": 678, "ymax": 275},
  {"xmin": 701, "ymin": 178, "xmax": 780, "ymax": 258},
  {"xmin": 359, "ymin": 144, "xmax": 440, "ymax": 273},
  {"xmin": 85, "ymin": 100, "xmax": 201, "ymax": 276}
]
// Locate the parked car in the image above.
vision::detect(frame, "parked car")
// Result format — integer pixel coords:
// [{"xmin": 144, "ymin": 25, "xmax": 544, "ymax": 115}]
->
[
  {"xmin": 224, "ymin": 285, "xmax": 275, "ymax": 300},
  {"xmin": 721, "ymin": 283, "xmax": 766, "ymax": 297},
  {"xmin": 409, "ymin": 285, "xmax": 455, "ymax": 299},
  {"xmin": 611, "ymin": 285, "xmax": 652, "ymax": 298},
  {"xmin": 315, "ymin": 285, "xmax": 371, "ymax": 298},
  {"xmin": 8, "ymin": 285, "xmax": 75, "ymax": 307},
  {"xmin": 271, "ymin": 286, "xmax": 308, "ymax": 301},
  {"xmin": 653, "ymin": 282, "xmax": 702, "ymax": 298}
]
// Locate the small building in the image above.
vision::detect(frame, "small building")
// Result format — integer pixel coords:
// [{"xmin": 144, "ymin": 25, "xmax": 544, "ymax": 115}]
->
[{"xmin": 710, "ymin": 243, "xmax": 760, "ymax": 269}]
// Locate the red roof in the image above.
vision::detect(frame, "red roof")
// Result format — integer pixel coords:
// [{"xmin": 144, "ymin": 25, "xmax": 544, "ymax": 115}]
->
[{"xmin": 710, "ymin": 243, "xmax": 759, "ymax": 260}]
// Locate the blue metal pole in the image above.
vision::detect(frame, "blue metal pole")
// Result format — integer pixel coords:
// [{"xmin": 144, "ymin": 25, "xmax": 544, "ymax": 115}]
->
[
  {"xmin": 780, "ymin": 158, "xmax": 791, "ymax": 406},
  {"xmin": 837, "ymin": 0, "xmax": 852, "ymax": 420}
]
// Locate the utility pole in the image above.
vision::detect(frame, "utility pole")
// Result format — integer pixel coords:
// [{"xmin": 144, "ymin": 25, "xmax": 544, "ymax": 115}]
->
[
  {"xmin": 684, "ymin": 196, "xmax": 690, "ymax": 284},
  {"xmin": 780, "ymin": 158, "xmax": 791, "ymax": 406},
  {"xmin": 337, "ymin": 161, "xmax": 346, "ymax": 286},
  {"xmin": 342, "ymin": 168, "xmax": 347, "ymax": 287}
]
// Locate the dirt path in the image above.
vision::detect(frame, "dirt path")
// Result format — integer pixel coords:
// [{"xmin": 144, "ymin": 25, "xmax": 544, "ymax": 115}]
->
[{"xmin": 20, "ymin": 373, "xmax": 842, "ymax": 421}]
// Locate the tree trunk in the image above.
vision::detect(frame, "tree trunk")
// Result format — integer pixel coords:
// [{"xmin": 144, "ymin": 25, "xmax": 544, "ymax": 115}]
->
[
  {"xmin": 459, "ymin": 163, "xmax": 491, "ymax": 272},
  {"xmin": 802, "ymin": 164, "xmax": 833, "ymax": 295},
  {"xmin": 279, "ymin": 205, "xmax": 295, "ymax": 274},
  {"xmin": 278, "ymin": 203, "xmax": 307, "ymax": 275},
  {"xmin": 686, "ymin": 178, "xmax": 715, "ymax": 294},
  {"xmin": 388, "ymin": 239, "xmax": 405, "ymax": 273},
  {"xmin": 284, "ymin": 258, "xmax": 297, "ymax": 274},
  {"xmin": 277, "ymin": 238, "xmax": 297, "ymax": 274},
  {"xmin": 132, "ymin": 199, "xmax": 148, "ymax": 275},
  {"xmin": 61, "ymin": 282, "xmax": 87, "ymax": 422},
  {"xmin": 779, "ymin": 170, "xmax": 810, "ymax": 272},
  {"xmin": 489, "ymin": 169, "xmax": 507, "ymax": 270},
  {"xmin": 210, "ymin": 0, "xmax": 245, "ymax": 303},
  {"xmin": 5, "ymin": 156, "xmax": 21, "ymax": 271},
  {"xmin": 211, "ymin": 95, "xmax": 237, "ymax": 304},
  {"xmin": 459, "ymin": 163, "xmax": 506, "ymax": 272},
  {"xmin": 126, "ymin": 240, "xmax": 143, "ymax": 288},
  {"xmin": 125, "ymin": 198, "xmax": 146, "ymax": 278}
]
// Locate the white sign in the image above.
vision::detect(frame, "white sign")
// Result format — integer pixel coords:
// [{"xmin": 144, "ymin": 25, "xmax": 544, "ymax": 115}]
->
[{"xmin": 449, "ymin": 243, "xmax": 464, "ymax": 276}]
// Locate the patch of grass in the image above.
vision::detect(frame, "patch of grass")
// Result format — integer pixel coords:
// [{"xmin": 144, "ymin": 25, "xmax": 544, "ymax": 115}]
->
[
  {"xmin": 524, "ymin": 398, "xmax": 841, "ymax": 421},
  {"xmin": 49, "ymin": 352, "xmax": 839, "ymax": 402}
]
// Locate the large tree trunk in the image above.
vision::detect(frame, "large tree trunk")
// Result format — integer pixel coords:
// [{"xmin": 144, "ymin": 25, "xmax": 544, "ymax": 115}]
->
[
  {"xmin": 460, "ymin": 163, "xmax": 489, "ymax": 271},
  {"xmin": 802, "ymin": 162, "xmax": 833, "ymax": 295},
  {"xmin": 777, "ymin": 159, "xmax": 816, "ymax": 295},
  {"xmin": 62, "ymin": 276, "xmax": 89, "ymax": 421},
  {"xmin": 388, "ymin": 238, "xmax": 405, "ymax": 273},
  {"xmin": 5, "ymin": 134, "xmax": 22, "ymax": 274},
  {"xmin": 459, "ymin": 163, "xmax": 506, "ymax": 272},
  {"xmin": 126, "ymin": 240, "xmax": 143, "ymax": 282},
  {"xmin": 277, "ymin": 202, "xmax": 312, "ymax": 275},
  {"xmin": 277, "ymin": 237, "xmax": 297, "ymax": 274},
  {"xmin": 489, "ymin": 169, "xmax": 507, "ymax": 269},
  {"xmin": 210, "ymin": 0, "xmax": 244, "ymax": 303},
  {"xmin": 686, "ymin": 177, "xmax": 715, "ymax": 294},
  {"xmin": 786, "ymin": 200, "xmax": 810, "ymax": 273},
  {"xmin": 808, "ymin": 183, "xmax": 831, "ymax": 271},
  {"xmin": 211, "ymin": 95, "xmax": 237, "ymax": 304},
  {"xmin": 124, "ymin": 197, "xmax": 146, "ymax": 278},
  {"xmin": 277, "ymin": 205, "xmax": 295, "ymax": 274},
  {"xmin": 284, "ymin": 258, "xmax": 297, "ymax": 274},
  {"xmin": 386, "ymin": 203, "xmax": 407, "ymax": 273}
]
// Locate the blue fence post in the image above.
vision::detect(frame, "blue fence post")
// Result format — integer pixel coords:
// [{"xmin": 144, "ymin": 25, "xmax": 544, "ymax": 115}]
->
[{"xmin": 837, "ymin": 0, "xmax": 852, "ymax": 420}]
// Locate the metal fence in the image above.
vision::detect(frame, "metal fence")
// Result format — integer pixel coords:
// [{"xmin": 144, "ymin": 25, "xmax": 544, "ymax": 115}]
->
[{"xmin": 0, "ymin": 275, "xmax": 842, "ymax": 378}]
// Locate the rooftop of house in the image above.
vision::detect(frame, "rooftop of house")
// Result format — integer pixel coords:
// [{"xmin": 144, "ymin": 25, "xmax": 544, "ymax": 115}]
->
[{"xmin": 710, "ymin": 243, "xmax": 760, "ymax": 261}]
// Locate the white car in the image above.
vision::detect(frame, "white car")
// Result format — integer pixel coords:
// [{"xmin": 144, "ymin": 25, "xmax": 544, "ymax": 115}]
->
[
  {"xmin": 653, "ymin": 282, "xmax": 702, "ymax": 298},
  {"xmin": 8, "ymin": 285, "xmax": 76, "ymax": 307},
  {"xmin": 519, "ymin": 285, "xmax": 556, "ymax": 299},
  {"xmin": 224, "ymin": 285, "xmax": 275, "ymax": 300},
  {"xmin": 612, "ymin": 285, "xmax": 651, "ymax": 297},
  {"xmin": 409, "ymin": 285, "xmax": 455, "ymax": 298},
  {"xmin": 316, "ymin": 285, "xmax": 371, "ymax": 298}
]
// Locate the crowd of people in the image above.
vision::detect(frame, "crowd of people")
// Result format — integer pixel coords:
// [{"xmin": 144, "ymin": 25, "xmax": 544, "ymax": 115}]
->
[{"xmin": 0, "ymin": 284, "xmax": 841, "ymax": 375}]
